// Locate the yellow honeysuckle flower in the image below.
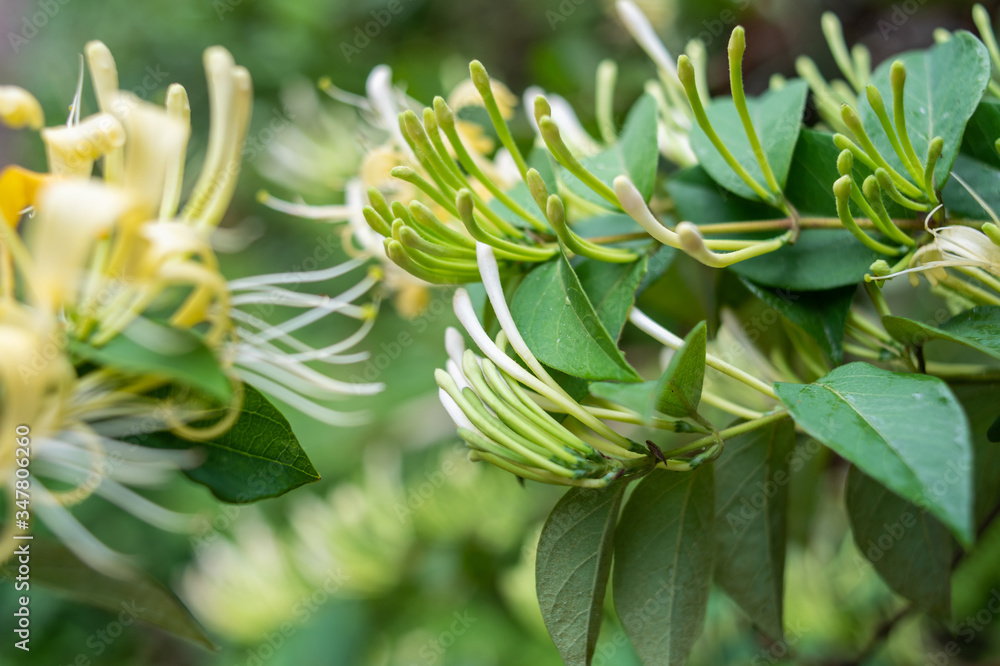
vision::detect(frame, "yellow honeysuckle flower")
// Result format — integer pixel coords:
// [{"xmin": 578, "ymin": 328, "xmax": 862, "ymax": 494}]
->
[
  {"xmin": 0, "ymin": 85, "xmax": 44, "ymax": 130},
  {"xmin": 0, "ymin": 42, "xmax": 383, "ymax": 575},
  {"xmin": 0, "ymin": 166, "xmax": 47, "ymax": 228}
]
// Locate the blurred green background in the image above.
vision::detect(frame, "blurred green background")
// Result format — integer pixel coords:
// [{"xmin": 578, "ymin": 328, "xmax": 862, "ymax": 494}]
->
[{"xmin": 3, "ymin": 0, "xmax": 1000, "ymax": 664}]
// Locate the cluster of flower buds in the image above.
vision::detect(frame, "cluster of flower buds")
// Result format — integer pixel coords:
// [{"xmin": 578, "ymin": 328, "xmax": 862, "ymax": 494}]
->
[
  {"xmin": 831, "ymin": 62, "xmax": 943, "ymax": 257},
  {"xmin": 435, "ymin": 243, "xmax": 747, "ymax": 487},
  {"xmin": 795, "ymin": 13, "xmax": 872, "ymax": 135}
]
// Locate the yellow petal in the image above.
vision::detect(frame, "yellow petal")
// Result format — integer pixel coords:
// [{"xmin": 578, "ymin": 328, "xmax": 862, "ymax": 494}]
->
[
  {"xmin": 27, "ymin": 180, "xmax": 131, "ymax": 309},
  {"xmin": 0, "ymin": 166, "xmax": 47, "ymax": 227},
  {"xmin": 42, "ymin": 112, "xmax": 126, "ymax": 177},
  {"xmin": 112, "ymin": 93, "xmax": 189, "ymax": 217},
  {"xmin": 0, "ymin": 86, "xmax": 44, "ymax": 130}
]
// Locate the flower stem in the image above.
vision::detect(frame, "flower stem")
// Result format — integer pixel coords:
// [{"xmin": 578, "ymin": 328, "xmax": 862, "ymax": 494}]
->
[{"xmin": 663, "ymin": 410, "xmax": 791, "ymax": 457}]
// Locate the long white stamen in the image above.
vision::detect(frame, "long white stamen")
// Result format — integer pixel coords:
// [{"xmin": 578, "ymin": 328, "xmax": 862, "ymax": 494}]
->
[
  {"xmin": 236, "ymin": 351, "xmax": 383, "ymax": 397},
  {"xmin": 228, "ymin": 256, "xmax": 367, "ymax": 290},
  {"xmin": 235, "ymin": 369, "xmax": 372, "ymax": 426},
  {"xmin": 234, "ymin": 317, "xmax": 373, "ymax": 363},
  {"xmin": 40, "ymin": 465, "xmax": 191, "ymax": 532},
  {"xmin": 259, "ymin": 192, "xmax": 353, "ymax": 221},
  {"xmin": 34, "ymin": 482, "xmax": 134, "ymax": 578}
]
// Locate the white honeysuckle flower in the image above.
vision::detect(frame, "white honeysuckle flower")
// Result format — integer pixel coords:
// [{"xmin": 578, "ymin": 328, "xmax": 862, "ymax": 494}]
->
[
  {"xmin": 615, "ymin": 0, "xmax": 702, "ymax": 167},
  {"xmin": 886, "ymin": 224, "xmax": 1000, "ymax": 287},
  {"xmin": 180, "ymin": 511, "xmax": 316, "ymax": 641}
]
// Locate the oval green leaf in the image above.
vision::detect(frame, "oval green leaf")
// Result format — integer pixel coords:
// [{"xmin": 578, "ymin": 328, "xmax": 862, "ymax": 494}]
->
[
  {"xmin": 714, "ymin": 417, "xmax": 795, "ymax": 640},
  {"xmin": 613, "ymin": 466, "xmax": 714, "ymax": 666},
  {"xmin": 70, "ymin": 320, "xmax": 232, "ymax": 403},
  {"xmin": 129, "ymin": 385, "xmax": 320, "ymax": 503},
  {"xmin": 775, "ymin": 362, "xmax": 974, "ymax": 547},
  {"xmin": 536, "ymin": 483, "xmax": 628, "ymax": 666},
  {"xmin": 859, "ymin": 31, "xmax": 991, "ymax": 187},
  {"xmin": 882, "ymin": 306, "xmax": 1000, "ymax": 362},
  {"xmin": 510, "ymin": 252, "xmax": 641, "ymax": 382},
  {"xmin": 845, "ymin": 468, "xmax": 953, "ymax": 621},
  {"xmin": 689, "ymin": 80, "xmax": 808, "ymax": 201}
]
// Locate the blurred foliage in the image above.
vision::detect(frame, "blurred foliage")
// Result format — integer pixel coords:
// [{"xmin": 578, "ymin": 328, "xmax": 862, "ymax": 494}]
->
[{"xmin": 4, "ymin": 0, "xmax": 1000, "ymax": 664}]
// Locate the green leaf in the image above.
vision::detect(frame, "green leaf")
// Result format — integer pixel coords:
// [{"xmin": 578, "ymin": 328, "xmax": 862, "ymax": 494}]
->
[
  {"xmin": 784, "ymin": 129, "xmax": 906, "ymax": 218},
  {"xmin": 845, "ymin": 468, "xmax": 953, "ymax": 621},
  {"xmin": 656, "ymin": 321, "xmax": 707, "ymax": 419},
  {"xmin": 883, "ymin": 307, "xmax": 1000, "ymax": 362},
  {"xmin": 536, "ymin": 483, "xmax": 627, "ymax": 666},
  {"xmin": 613, "ymin": 466, "xmax": 715, "ymax": 666},
  {"xmin": 943, "ymin": 152, "xmax": 1000, "ymax": 219},
  {"xmin": 589, "ymin": 322, "xmax": 706, "ymax": 422},
  {"xmin": 951, "ymin": 383, "xmax": 1000, "ymax": 528},
  {"xmin": 560, "ymin": 94, "xmax": 658, "ymax": 207},
  {"xmin": 666, "ymin": 166, "xmax": 781, "ymax": 223},
  {"xmin": 588, "ymin": 379, "xmax": 660, "ymax": 422},
  {"xmin": 741, "ymin": 279, "xmax": 856, "ymax": 364},
  {"xmin": 510, "ymin": 252, "xmax": 641, "ymax": 382},
  {"xmin": 0, "ymin": 538, "xmax": 213, "ymax": 649},
  {"xmin": 959, "ymin": 99, "xmax": 1000, "ymax": 170},
  {"xmin": 689, "ymin": 80, "xmax": 808, "ymax": 201},
  {"xmin": 775, "ymin": 362, "xmax": 974, "ymax": 546},
  {"xmin": 714, "ymin": 418, "xmax": 795, "ymax": 640},
  {"xmin": 131, "ymin": 385, "xmax": 320, "ymax": 503},
  {"xmin": 727, "ymin": 229, "xmax": 880, "ymax": 291},
  {"xmin": 70, "ymin": 321, "xmax": 232, "ymax": 403},
  {"xmin": 859, "ymin": 31, "xmax": 991, "ymax": 186},
  {"xmin": 574, "ymin": 255, "xmax": 648, "ymax": 340}
]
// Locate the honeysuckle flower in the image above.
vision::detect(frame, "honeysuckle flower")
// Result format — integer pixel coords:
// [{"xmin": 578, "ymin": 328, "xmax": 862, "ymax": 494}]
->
[
  {"xmin": 879, "ymin": 223, "xmax": 1000, "ymax": 288},
  {"xmin": 226, "ymin": 257, "xmax": 384, "ymax": 426},
  {"xmin": 0, "ymin": 42, "xmax": 382, "ymax": 573}
]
